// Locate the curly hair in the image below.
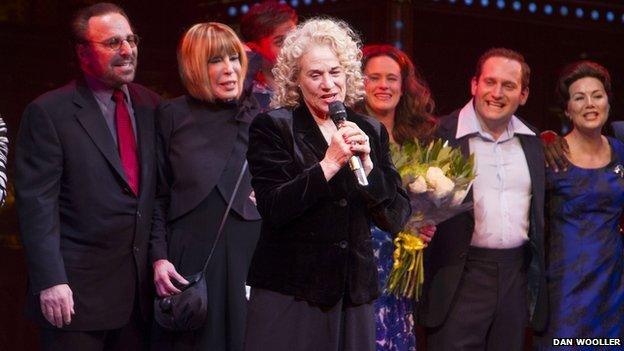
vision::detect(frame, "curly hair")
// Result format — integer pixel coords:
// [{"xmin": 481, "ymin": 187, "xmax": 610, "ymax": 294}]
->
[
  {"xmin": 270, "ymin": 18, "xmax": 365, "ymax": 109},
  {"xmin": 361, "ymin": 44, "xmax": 437, "ymax": 145}
]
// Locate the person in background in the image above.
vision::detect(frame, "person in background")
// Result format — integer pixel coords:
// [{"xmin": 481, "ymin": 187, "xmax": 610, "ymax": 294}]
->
[
  {"xmin": 0, "ymin": 115, "xmax": 7, "ymax": 204},
  {"xmin": 240, "ymin": 0, "xmax": 297, "ymax": 110},
  {"xmin": 418, "ymin": 48, "xmax": 548, "ymax": 351},
  {"xmin": 243, "ymin": 18, "xmax": 410, "ymax": 351},
  {"xmin": 534, "ymin": 61, "xmax": 624, "ymax": 349},
  {"xmin": 150, "ymin": 22, "xmax": 261, "ymax": 351},
  {"xmin": 15, "ymin": 3, "xmax": 161, "ymax": 350},
  {"xmin": 358, "ymin": 44, "xmax": 436, "ymax": 351}
]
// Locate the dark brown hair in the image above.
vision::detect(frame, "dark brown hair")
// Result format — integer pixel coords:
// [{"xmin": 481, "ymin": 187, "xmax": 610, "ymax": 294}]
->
[
  {"xmin": 72, "ymin": 2, "xmax": 131, "ymax": 43},
  {"xmin": 240, "ymin": 1, "xmax": 297, "ymax": 43},
  {"xmin": 555, "ymin": 60, "xmax": 612, "ymax": 109},
  {"xmin": 474, "ymin": 47, "xmax": 531, "ymax": 89},
  {"xmin": 361, "ymin": 44, "xmax": 437, "ymax": 145}
]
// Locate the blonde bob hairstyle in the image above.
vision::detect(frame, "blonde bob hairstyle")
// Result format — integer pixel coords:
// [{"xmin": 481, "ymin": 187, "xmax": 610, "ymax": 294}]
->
[
  {"xmin": 270, "ymin": 18, "xmax": 365, "ymax": 109},
  {"xmin": 178, "ymin": 22, "xmax": 248, "ymax": 102}
]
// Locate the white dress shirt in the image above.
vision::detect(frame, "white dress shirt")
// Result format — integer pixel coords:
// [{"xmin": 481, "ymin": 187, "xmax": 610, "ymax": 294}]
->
[{"xmin": 456, "ymin": 100, "xmax": 534, "ymax": 249}]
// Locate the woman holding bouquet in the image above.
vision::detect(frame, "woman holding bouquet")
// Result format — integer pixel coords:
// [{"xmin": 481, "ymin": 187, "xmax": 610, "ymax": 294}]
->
[
  {"xmin": 358, "ymin": 45, "xmax": 437, "ymax": 351},
  {"xmin": 244, "ymin": 19, "xmax": 410, "ymax": 351},
  {"xmin": 535, "ymin": 61, "xmax": 624, "ymax": 349}
]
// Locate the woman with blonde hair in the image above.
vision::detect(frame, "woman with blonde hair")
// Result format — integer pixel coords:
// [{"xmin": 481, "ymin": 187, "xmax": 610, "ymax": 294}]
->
[
  {"xmin": 243, "ymin": 18, "xmax": 410, "ymax": 351},
  {"xmin": 150, "ymin": 22, "xmax": 261, "ymax": 351}
]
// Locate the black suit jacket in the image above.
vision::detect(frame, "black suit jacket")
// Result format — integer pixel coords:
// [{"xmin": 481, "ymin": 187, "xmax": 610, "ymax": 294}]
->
[
  {"xmin": 15, "ymin": 79, "xmax": 161, "ymax": 330},
  {"xmin": 149, "ymin": 95, "xmax": 261, "ymax": 263},
  {"xmin": 246, "ymin": 105, "xmax": 411, "ymax": 306},
  {"xmin": 417, "ymin": 110, "xmax": 548, "ymax": 332}
]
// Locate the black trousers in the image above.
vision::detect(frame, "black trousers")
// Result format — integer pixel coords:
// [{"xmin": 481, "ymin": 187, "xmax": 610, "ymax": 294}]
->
[
  {"xmin": 39, "ymin": 299, "xmax": 148, "ymax": 351},
  {"xmin": 151, "ymin": 190, "xmax": 261, "ymax": 351},
  {"xmin": 427, "ymin": 246, "xmax": 528, "ymax": 351}
]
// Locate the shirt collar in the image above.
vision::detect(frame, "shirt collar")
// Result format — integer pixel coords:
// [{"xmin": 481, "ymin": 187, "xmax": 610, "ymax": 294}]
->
[
  {"xmin": 456, "ymin": 98, "xmax": 535, "ymax": 141},
  {"xmin": 84, "ymin": 74, "xmax": 131, "ymax": 104}
]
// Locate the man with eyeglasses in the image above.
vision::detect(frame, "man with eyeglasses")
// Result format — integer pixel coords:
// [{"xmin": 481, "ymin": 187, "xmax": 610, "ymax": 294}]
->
[{"xmin": 15, "ymin": 3, "xmax": 160, "ymax": 350}]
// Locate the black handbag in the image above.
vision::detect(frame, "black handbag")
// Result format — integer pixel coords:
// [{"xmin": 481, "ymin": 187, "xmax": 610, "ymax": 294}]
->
[{"xmin": 154, "ymin": 161, "xmax": 248, "ymax": 331}]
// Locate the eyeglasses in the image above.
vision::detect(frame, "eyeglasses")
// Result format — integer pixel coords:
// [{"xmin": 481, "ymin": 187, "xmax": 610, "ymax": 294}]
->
[{"xmin": 84, "ymin": 34, "xmax": 140, "ymax": 51}]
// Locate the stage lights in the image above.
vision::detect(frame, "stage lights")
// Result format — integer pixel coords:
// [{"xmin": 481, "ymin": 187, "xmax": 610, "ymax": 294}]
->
[
  {"xmin": 606, "ymin": 11, "xmax": 614, "ymax": 22},
  {"xmin": 224, "ymin": 0, "xmax": 624, "ymax": 29},
  {"xmin": 428, "ymin": 0, "xmax": 624, "ymax": 27},
  {"xmin": 560, "ymin": 6, "xmax": 569, "ymax": 16},
  {"xmin": 591, "ymin": 10, "xmax": 599, "ymax": 21}
]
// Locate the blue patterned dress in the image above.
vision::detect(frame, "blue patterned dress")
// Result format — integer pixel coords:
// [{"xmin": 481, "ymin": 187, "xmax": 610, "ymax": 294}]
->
[
  {"xmin": 535, "ymin": 137, "xmax": 624, "ymax": 350},
  {"xmin": 372, "ymin": 226, "xmax": 417, "ymax": 351}
]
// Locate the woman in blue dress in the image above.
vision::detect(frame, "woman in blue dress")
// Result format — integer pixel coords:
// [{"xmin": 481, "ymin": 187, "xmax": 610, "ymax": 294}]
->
[
  {"xmin": 358, "ymin": 45, "xmax": 437, "ymax": 351},
  {"xmin": 535, "ymin": 61, "xmax": 624, "ymax": 349}
]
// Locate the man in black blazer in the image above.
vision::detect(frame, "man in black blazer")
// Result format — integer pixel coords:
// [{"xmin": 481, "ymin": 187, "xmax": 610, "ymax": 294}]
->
[
  {"xmin": 419, "ymin": 48, "xmax": 547, "ymax": 350},
  {"xmin": 15, "ymin": 3, "xmax": 160, "ymax": 350}
]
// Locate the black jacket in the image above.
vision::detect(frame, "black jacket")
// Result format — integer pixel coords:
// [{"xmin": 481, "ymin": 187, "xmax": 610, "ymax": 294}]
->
[
  {"xmin": 150, "ymin": 95, "xmax": 261, "ymax": 263},
  {"xmin": 15, "ymin": 79, "xmax": 161, "ymax": 330},
  {"xmin": 417, "ymin": 110, "xmax": 548, "ymax": 332},
  {"xmin": 246, "ymin": 105, "xmax": 411, "ymax": 306}
]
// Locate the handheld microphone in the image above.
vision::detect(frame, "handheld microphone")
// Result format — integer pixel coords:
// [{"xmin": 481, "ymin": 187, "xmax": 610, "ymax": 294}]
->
[{"xmin": 328, "ymin": 101, "xmax": 369, "ymax": 186}]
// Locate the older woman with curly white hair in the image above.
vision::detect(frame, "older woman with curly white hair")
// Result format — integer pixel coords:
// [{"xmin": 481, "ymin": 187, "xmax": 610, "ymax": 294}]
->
[{"xmin": 243, "ymin": 18, "xmax": 410, "ymax": 351}]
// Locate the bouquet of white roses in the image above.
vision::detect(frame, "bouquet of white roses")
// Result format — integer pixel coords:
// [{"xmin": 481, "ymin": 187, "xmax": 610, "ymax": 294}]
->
[{"xmin": 387, "ymin": 139, "xmax": 475, "ymax": 300}]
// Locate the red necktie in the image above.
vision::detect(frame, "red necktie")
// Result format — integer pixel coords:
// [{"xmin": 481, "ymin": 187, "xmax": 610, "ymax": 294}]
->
[{"xmin": 112, "ymin": 89, "xmax": 140, "ymax": 195}]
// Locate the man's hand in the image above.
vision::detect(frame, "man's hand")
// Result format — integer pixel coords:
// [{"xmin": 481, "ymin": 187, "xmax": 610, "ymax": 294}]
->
[
  {"xmin": 153, "ymin": 259, "xmax": 189, "ymax": 298},
  {"xmin": 541, "ymin": 130, "xmax": 570, "ymax": 172},
  {"xmin": 40, "ymin": 284, "xmax": 74, "ymax": 328}
]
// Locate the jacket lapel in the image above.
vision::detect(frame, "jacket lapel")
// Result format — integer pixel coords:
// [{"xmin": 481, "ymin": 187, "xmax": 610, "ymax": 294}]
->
[
  {"xmin": 293, "ymin": 105, "xmax": 328, "ymax": 162},
  {"xmin": 518, "ymin": 134, "xmax": 545, "ymax": 239},
  {"xmin": 73, "ymin": 81, "xmax": 129, "ymax": 188}
]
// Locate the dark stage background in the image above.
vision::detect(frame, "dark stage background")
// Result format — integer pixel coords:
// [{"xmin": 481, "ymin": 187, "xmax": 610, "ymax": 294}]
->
[{"xmin": 1, "ymin": 0, "xmax": 624, "ymax": 349}]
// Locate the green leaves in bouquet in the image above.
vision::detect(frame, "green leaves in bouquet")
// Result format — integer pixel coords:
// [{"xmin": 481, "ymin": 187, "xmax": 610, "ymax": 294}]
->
[{"xmin": 391, "ymin": 138, "xmax": 475, "ymax": 186}]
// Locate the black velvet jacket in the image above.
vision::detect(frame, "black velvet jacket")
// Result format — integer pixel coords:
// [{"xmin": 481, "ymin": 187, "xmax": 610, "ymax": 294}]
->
[{"xmin": 246, "ymin": 105, "xmax": 410, "ymax": 307}]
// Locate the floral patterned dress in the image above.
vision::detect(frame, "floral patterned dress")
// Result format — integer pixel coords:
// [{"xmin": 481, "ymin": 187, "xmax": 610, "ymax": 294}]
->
[
  {"xmin": 534, "ymin": 137, "xmax": 624, "ymax": 350},
  {"xmin": 372, "ymin": 225, "xmax": 417, "ymax": 351}
]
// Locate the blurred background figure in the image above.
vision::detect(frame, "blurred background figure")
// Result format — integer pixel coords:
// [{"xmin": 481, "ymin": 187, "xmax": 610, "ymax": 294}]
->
[
  {"xmin": 244, "ymin": 18, "xmax": 410, "ymax": 351},
  {"xmin": 534, "ymin": 61, "xmax": 624, "ymax": 349},
  {"xmin": 358, "ymin": 44, "xmax": 437, "ymax": 351},
  {"xmin": 150, "ymin": 22, "xmax": 261, "ymax": 351},
  {"xmin": 240, "ymin": 0, "xmax": 297, "ymax": 110}
]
